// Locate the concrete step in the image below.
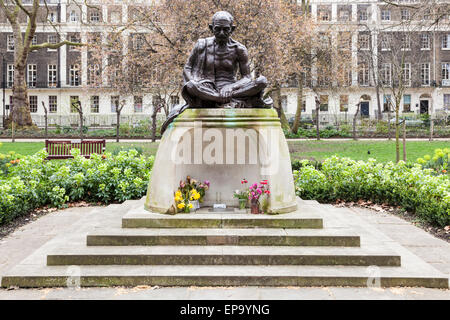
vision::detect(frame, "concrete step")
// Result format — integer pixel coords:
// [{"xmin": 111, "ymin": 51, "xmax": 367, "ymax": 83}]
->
[
  {"xmin": 2, "ymin": 264, "xmax": 447, "ymax": 288},
  {"xmin": 122, "ymin": 210, "xmax": 324, "ymax": 229},
  {"xmin": 46, "ymin": 245, "xmax": 401, "ymax": 266},
  {"xmin": 86, "ymin": 228, "xmax": 361, "ymax": 247}
]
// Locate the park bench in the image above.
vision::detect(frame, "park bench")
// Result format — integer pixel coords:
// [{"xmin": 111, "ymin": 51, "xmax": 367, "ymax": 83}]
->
[{"xmin": 45, "ymin": 140, "xmax": 106, "ymax": 160}]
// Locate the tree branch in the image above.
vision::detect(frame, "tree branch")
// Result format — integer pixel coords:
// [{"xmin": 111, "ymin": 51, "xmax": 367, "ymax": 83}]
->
[{"xmin": 30, "ymin": 40, "xmax": 84, "ymax": 51}]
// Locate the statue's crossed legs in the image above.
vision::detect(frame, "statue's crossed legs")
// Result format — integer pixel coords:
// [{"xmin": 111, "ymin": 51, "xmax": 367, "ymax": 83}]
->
[{"xmin": 185, "ymin": 76, "xmax": 269, "ymax": 107}]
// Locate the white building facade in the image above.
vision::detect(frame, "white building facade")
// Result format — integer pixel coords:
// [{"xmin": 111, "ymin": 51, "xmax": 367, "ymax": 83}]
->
[{"xmin": 0, "ymin": 0, "xmax": 449, "ymax": 128}]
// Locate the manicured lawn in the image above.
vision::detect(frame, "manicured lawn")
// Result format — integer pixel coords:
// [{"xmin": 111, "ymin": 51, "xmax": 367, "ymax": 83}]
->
[
  {"xmin": 1, "ymin": 140, "xmax": 448, "ymax": 163},
  {"xmin": 0, "ymin": 141, "xmax": 159, "ymax": 158},
  {"xmin": 288, "ymin": 140, "xmax": 450, "ymax": 163}
]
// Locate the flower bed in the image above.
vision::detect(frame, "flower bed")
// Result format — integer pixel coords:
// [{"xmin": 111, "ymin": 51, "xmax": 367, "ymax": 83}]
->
[
  {"xmin": 294, "ymin": 156, "xmax": 450, "ymax": 227},
  {"xmin": 0, "ymin": 148, "xmax": 153, "ymax": 225}
]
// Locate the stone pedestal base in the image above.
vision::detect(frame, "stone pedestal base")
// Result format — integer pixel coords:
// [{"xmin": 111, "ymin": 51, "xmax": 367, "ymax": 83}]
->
[{"xmin": 144, "ymin": 108, "xmax": 297, "ymax": 214}]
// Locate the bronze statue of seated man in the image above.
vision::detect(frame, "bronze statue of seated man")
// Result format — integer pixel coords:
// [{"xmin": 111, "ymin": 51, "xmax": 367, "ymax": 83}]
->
[{"xmin": 161, "ymin": 11, "xmax": 273, "ymax": 134}]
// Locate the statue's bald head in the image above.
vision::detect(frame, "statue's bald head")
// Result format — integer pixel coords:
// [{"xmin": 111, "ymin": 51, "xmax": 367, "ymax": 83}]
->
[{"xmin": 211, "ymin": 11, "xmax": 234, "ymax": 27}]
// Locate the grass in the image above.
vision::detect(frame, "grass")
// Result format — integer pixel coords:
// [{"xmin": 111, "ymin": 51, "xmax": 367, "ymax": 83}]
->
[
  {"xmin": 0, "ymin": 140, "xmax": 448, "ymax": 163},
  {"xmin": 288, "ymin": 140, "xmax": 450, "ymax": 163}
]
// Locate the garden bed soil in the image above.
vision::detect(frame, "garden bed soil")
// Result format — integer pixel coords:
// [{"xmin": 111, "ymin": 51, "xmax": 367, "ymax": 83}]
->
[{"xmin": 333, "ymin": 200, "xmax": 450, "ymax": 243}]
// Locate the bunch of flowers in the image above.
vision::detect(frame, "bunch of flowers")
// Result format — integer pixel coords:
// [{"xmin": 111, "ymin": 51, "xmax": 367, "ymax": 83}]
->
[
  {"xmin": 175, "ymin": 176, "xmax": 210, "ymax": 213},
  {"xmin": 233, "ymin": 178, "xmax": 250, "ymax": 200},
  {"xmin": 174, "ymin": 189, "xmax": 193, "ymax": 212},
  {"xmin": 248, "ymin": 180, "xmax": 270, "ymax": 203}
]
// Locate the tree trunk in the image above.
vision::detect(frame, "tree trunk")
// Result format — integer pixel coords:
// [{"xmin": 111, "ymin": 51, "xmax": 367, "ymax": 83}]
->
[
  {"xmin": 291, "ymin": 74, "xmax": 303, "ymax": 134},
  {"xmin": 402, "ymin": 120, "xmax": 407, "ymax": 162},
  {"xmin": 353, "ymin": 103, "xmax": 360, "ymax": 141},
  {"xmin": 116, "ymin": 111, "xmax": 120, "ymax": 142},
  {"xmin": 375, "ymin": 85, "xmax": 382, "ymax": 121},
  {"xmin": 45, "ymin": 114, "xmax": 48, "ymax": 140},
  {"xmin": 429, "ymin": 117, "xmax": 434, "ymax": 141},
  {"xmin": 12, "ymin": 65, "xmax": 33, "ymax": 126},
  {"xmin": 387, "ymin": 108, "xmax": 391, "ymax": 140},
  {"xmin": 274, "ymin": 88, "xmax": 290, "ymax": 131},
  {"xmin": 79, "ymin": 111, "xmax": 84, "ymax": 142},
  {"xmin": 151, "ymin": 111, "xmax": 157, "ymax": 142},
  {"xmin": 395, "ymin": 104, "xmax": 400, "ymax": 163},
  {"xmin": 316, "ymin": 104, "xmax": 320, "ymax": 140}
]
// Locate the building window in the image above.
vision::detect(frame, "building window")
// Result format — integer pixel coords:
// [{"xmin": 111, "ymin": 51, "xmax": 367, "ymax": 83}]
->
[
  {"xmin": 110, "ymin": 11, "xmax": 120, "ymax": 23},
  {"xmin": 380, "ymin": 35, "xmax": 390, "ymax": 51},
  {"xmin": 111, "ymin": 96, "xmax": 119, "ymax": 113},
  {"xmin": 29, "ymin": 96, "xmax": 38, "ymax": 113},
  {"xmin": 281, "ymin": 95, "xmax": 288, "ymax": 113},
  {"xmin": 403, "ymin": 94, "xmax": 411, "ymax": 112},
  {"xmin": 170, "ymin": 95, "xmax": 179, "ymax": 111},
  {"xmin": 381, "ymin": 63, "xmax": 391, "ymax": 86},
  {"xmin": 69, "ymin": 35, "xmax": 80, "ymax": 51},
  {"xmin": 48, "ymin": 64, "xmax": 57, "ymax": 87},
  {"xmin": 401, "ymin": 34, "xmax": 410, "ymax": 50},
  {"xmin": 381, "ymin": 10, "xmax": 391, "ymax": 21},
  {"xmin": 32, "ymin": 35, "xmax": 37, "ymax": 45},
  {"xmin": 442, "ymin": 34, "xmax": 450, "ymax": 49},
  {"xmin": 383, "ymin": 94, "xmax": 392, "ymax": 112},
  {"xmin": 49, "ymin": 96, "xmax": 57, "ymax": 113},
  {"xmin": 88, "ymin": 64, "xmax": 100, "ymax": 86},
  {"xmin": 69, "ymin": 10, "xmax": 79, "ymax": 22},
  {"xmin": 90, "ymin": 96, "xmax": 99, "ymax": 113},
  {"xmin": 441, "ymin": 63, "xmax": 450, "ymax": 82},
  {"xmin": 444, "ymin": 94, "xmax": 450, "ymax": 110},
  {"xmin": 402, "ymin": 63, "xmax": 411, "ymax": 86},
  {"xmin": 359, "ymin": 61, "xmax": 370, "ymax": 86},
  {"xmin": 133, "ymin": 34, "xmax": 145, "ymax": 50},
  {"xmin": 340, "ymin": 95, "xmax": 348, "ymax": 112},
  {"xmin": 7, "ymin": 65, "xmax": 14, "ymax": 88},
  {"xmin": 421, "ymin": 34, "xmax": 430, "ymax": 50},
  {"xmin": 7, "ymin": 35, "xmax": 14, "ymax": 51},
  {"xmin": 27, "ymin": 64, "xmax": 37, "ymax": 88},
  {"xmin": 359, "ymin": 9, "xmax": 368, "ymax": 21},
  {"xmin": 421, "ymin": 63, "xmax": 430, "ymax": 86},
  {"xmin": 70, "ymin": 96, "xmax": 79, "ymax": 113},
  {"xmin": 47, "ymin": 34, "xmax": 57, "ymax": 51},
  {"xmin": 319, "ymin": 95, "xmax": 328, "ymax": 112},
  {"xmin": 48, "ymin": 12, "xmax": 57, "ymax": 23},
  {"xmin": 90, "ymin": 10, "xmax": 100, "ymax": 23},
  {"xmin": 319, "ymin": 10, "xmax": 330, "ymax": 21},
  {"xmin": 135, "ymin": 96, "xmax": 143, "ymax": 113},
  {"xmin": 339, "ymin": 10, "xmax": 350, "ymax": 22},
  {"xmin": 401, "ymin": 9, "xmax": 410, "ymax": 21},
  {"xmin": 70, "ymin": 64, "xmax": 80, "ymax": 86},
  {"xmin": 359, "ymin": 34, "xmax": 370, "ymax": 50}
]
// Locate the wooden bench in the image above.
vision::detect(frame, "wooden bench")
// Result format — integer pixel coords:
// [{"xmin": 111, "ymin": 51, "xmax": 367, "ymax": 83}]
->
[{"xmin": 45, "ymin": 140, "xmax": 106, "ymax": 160}]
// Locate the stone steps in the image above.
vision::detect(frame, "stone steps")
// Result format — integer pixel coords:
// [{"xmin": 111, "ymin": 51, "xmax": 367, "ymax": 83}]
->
[
  {"xmin": 1, "ymin": 198, "xmax": 448, "ymax": 289},
  {"xmin": 86, "ymin": 228, "xmax": 361, "ymax": 247},
  {"xmin": 122, "ymin": 212, "xmax": 324, "ymax": 229},
  {"xmin": 46, "ymin": 245, "xmax": 401, "ymax": 266},
  {"xmin": 1, "ymin": 265, "xmax": 447, "ymax": 288}
]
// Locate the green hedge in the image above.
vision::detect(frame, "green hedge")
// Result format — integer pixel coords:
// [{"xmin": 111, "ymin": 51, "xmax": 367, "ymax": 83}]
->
[
  {"xmin": 0, "ymin": 149, "xmax": 154, "ymax": 225},
  {"xmin": 294, "ymin": 156, "xmax": 450, "ymax": 227}
]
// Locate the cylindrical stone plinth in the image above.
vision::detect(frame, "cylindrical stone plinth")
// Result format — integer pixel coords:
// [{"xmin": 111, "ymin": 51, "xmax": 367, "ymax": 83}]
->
[{"xmin": 144, "ymin": 108, "xmax": 298, "ymax": 214}]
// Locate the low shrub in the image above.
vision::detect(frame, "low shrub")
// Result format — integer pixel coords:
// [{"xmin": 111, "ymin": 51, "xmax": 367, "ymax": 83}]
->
[
  {"xmin": 0, "ymin": 148, "xmax": 154, "ymax": 225},
  {"xmin": 416, "ymin": 148, "xmax": 449, "ymax": 175},
  {"xmin": 294, "ymin": 156, "xmax": 450, "ymax": 227}
]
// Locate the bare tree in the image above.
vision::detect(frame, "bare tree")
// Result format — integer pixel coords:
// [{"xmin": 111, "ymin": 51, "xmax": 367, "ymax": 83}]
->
[{"xmin": 0, "ymin": 0, "xmax": 83, "ymax": 127}]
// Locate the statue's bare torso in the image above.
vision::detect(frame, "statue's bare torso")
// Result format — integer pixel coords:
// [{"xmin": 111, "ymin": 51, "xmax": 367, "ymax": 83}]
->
[{"xmin": 160, "ymin": 11, "xmax": 272, "ymax": 134}]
